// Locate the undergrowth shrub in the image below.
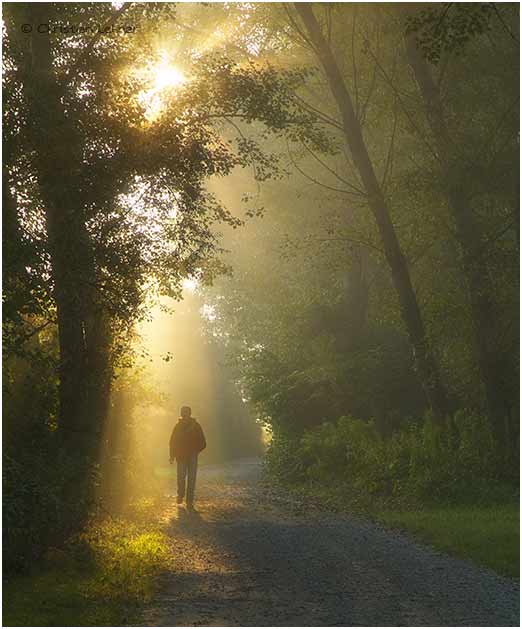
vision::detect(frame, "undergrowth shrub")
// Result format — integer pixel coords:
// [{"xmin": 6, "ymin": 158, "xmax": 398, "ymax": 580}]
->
[
  {"xmin": 3, "ymin": 438, "xmax": 96, "ymax": 572},
  {"xmin": 272, "ymin": 410, "xmax": 513, "ymax": 504},
  {"xmin": 301, "ymin": 417, "xmax": 387, "ymax": 492},
  {"xmin": 264, "ymin": 429, "xmax": 308, "ymax": 484}
]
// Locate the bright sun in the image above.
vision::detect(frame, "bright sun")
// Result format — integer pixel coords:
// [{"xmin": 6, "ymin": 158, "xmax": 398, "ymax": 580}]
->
[
  {"xmin": 153, "ymin": 57, "xmax": 186, "ymax": 91},
  {"xmin": 182, "ymin": 277, "xmax": 198, "ymax": 292},
  {"xmin": 135, "ymin": 52, "xmax": 187, "ymax": 122}
]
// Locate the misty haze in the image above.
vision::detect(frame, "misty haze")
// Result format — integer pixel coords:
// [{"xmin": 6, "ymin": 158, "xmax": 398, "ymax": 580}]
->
[{"xmin": 3, "ymin": 2, "xmax": 519, "ymax": 627}]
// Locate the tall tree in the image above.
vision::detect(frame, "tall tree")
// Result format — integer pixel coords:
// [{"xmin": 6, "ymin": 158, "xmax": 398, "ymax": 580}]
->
[
  {"xmin": 403, "ymin": 5, "xmax": 518, "ymax": 451},
  {"xmin": 15, "ymin": 3, "xmax": 106, "ymax": 450},
  {"xmin": 294, "ymin": 3, "xmax": 449, "ymax": 418}
]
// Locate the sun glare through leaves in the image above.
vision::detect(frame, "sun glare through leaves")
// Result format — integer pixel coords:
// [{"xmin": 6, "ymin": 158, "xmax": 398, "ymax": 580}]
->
[{"xmin": 135, "ymin": 52, "xmax": 188, "ymax": 122}]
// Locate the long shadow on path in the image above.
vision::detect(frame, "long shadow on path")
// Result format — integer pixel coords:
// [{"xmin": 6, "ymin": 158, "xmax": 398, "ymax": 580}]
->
[{"xmin": 142, "ymin": 459, "xmax": 519, "ymax": 627}]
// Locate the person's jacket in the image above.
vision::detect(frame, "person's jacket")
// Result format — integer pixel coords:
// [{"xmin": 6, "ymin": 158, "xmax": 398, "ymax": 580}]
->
[{"xmin": 170, "ymin": 417, "xmax": 206, "ymax": 462}]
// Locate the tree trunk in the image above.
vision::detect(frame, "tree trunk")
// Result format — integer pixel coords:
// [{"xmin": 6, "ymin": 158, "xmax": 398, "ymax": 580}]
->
[
  {"xmin": 404, "ymin": 33, "xmax": 512, "ymax": 452},
  {"xmin": 295, "ymin": 3, "xmax": 449, "ymax": 419},
  {"xmin": 14, "ymin": 3, "xmax": 111, "ymax": 452},
  {"xmin": 3, "ymin": 174, "xmax": 25, "ymax": 279}
]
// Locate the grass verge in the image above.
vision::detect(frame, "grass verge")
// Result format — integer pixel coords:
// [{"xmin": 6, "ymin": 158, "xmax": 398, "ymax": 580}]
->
[
  {"xmin": 377, "ymin": 504, "xmax": 519, "ymax": 578},
  {"xmin": 3, "ymin": 499, "xmax": 171, "ymax": 627},
  {"xmin": 279, "ymin": 480, "xmax": 519, "ymax": 578}
]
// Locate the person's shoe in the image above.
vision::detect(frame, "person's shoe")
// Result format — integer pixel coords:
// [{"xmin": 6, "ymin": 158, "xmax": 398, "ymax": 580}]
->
[{"xmin": 176, "ymin": 496, "xmax": 183, "ymax": 505}]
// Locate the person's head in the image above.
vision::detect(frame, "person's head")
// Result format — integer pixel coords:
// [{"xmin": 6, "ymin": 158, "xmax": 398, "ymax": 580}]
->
[{"xmin": 180, "ymin": 405, "xmax": 191, "ymax": 419}]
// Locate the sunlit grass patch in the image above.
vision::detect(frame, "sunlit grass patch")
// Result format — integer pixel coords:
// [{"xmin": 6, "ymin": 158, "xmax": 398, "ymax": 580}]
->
[
  {"xmin": 81, "ymin": 520, "xmax": 170, "ymax": 600},
  {"xmin": 378, "ymin": 504, "xmax": 519, "ymax": 578},
  {"xmin": 3, "ymin": 505, "xmax": 171, "ymax": 627}
]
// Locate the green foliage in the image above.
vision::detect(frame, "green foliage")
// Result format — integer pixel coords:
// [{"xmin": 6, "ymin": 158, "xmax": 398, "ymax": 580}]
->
[
  {"xmin": 4, "ymin": 1, "xmax": 329, "ymax": 343},
  {"xmin": 405, "ymin": 3, "xmax": 497, "ymax": 63},
  {"xmin": 265, "ymin": 429, "xmax": 308, "ymax": 484},
  {"xmin": 292, "ymin": 411, "xmax": 509, "ymax": 503},
  {"xmin": 203, "ymin": 1, "xmax": 518, "ymax": 457},
  {"xmin": 302, "ymin": 417, "xmax": 385, "ymax": 491}
]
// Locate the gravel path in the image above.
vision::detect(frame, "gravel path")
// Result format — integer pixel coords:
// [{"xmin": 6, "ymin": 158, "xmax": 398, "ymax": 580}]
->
[{"xmin": 142, "ymin": 458, "xmax": 519, "ymax": 626}]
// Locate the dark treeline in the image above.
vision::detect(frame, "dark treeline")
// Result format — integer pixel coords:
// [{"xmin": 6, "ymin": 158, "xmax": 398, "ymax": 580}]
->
[{"xmin": 3, "ymin": 2, "xmax": 519, "ymax": 571}]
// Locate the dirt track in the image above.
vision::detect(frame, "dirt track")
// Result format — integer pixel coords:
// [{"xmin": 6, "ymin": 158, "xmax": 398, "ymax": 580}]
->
[{"xmin": 141, "ymin": 458, "xmax": 519, "ymax": 627}]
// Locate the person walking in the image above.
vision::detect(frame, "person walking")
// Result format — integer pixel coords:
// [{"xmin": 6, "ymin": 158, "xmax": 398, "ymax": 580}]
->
[{"xmin": 169, "ymin": 405, "xmax": 206, "ymax": 510}]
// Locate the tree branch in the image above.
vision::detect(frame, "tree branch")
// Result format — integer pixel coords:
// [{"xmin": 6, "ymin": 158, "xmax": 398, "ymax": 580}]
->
[
  {"xmin": 286, "ymin": 139, "xmax": 364, "ymax": 198},
  {"xmin": 300, "ymin": 139, "xmax": 365, "ymax": 195},
  {"xmin": 362, "ymin": 35, "xmax": 440, "ymax": 163}
]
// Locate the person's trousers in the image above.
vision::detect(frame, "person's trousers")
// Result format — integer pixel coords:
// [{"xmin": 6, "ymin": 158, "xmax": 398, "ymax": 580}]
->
[{"xmin": 177, "ymin": 454, "xmax": 198, "ymax": 504}]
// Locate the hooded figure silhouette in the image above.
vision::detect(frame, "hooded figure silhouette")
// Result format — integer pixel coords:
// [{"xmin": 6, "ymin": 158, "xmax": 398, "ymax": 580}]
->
[{"xmin": 169, "ymin": 405, "xmax": 206, "ymax": 509}]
